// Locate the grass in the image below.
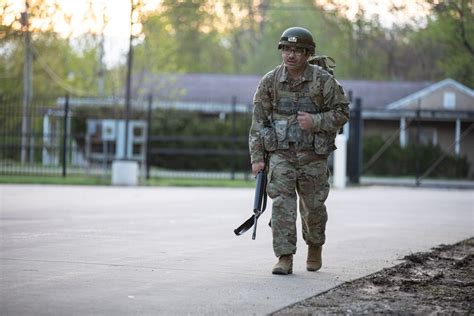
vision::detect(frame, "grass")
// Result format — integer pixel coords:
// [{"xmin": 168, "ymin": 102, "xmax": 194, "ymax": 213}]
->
[
  {"xmin": 0, "ymin": 174, "xmax": 256, "ymax": 188},
  {"xmin": 144, "ymin": 177, "xmax": 254, "ymax": 187},
  {"xmin": 0, "ymin": 175, "xmax": 111, "ymax": 186}
]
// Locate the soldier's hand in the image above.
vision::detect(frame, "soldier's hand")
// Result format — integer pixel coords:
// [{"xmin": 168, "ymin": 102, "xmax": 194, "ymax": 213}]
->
[
  {"xmin": 252, "ymin": 161, "xmax": 265, "ymax": 177},
  {"xmin": 297, "ymin": 111, "xmax": 314, "ymax": 130}
]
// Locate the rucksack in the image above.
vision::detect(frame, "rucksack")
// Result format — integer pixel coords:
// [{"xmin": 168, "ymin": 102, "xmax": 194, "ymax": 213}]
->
[{"xmin": 308, "ymin": 55, "xmax": 336, "ymax": 76}]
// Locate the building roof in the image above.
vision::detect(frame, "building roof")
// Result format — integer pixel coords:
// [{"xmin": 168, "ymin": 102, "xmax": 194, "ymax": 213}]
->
[
  {"xmin": 138, "ymin": 73, "xmax": 260, "ymax": 106},
  {"xmin": 137, "ymin": 73, "xmax": 433, "ymax": 109},
  {"xmin": 387, "ymin": 78, "xmax": 474, "ymax": 110},
  {"xmin": 340, "ymin": 79, "xmax": 432, "ymax": 109}
]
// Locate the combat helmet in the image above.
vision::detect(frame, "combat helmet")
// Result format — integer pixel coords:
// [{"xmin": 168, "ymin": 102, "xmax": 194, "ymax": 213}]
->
[{"xmin": 278, "ymin": 27, "xmax": 316, "ymax": 55}]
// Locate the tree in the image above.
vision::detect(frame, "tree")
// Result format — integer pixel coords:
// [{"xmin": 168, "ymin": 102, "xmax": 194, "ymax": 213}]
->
[
  {"xmin": 0, "ymin": 0, "xmax": 113, "ymax": 96},
  {"xmin": 154, "ymin": 0, "xmax": 232, "ymax": 73},
  {"xmin": 422, "ymin": 0, "xmax": 473, "ymax": 87},
  {"xmin": 218, "ymin": 0, "xmax": 269, "ymax": 73},
  {"xmin": 234, "ymin": 0, "xmax": 354, "ymax": 76}
]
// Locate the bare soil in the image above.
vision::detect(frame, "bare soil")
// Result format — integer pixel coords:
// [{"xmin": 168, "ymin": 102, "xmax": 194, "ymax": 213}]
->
[{"xmin": 272, "ymin": 238, "xmax": 474, "ymax": 315}]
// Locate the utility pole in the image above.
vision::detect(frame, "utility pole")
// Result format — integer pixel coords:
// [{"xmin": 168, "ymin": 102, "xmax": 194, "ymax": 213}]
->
[
  {"xmin": 21, "ymin": 0, "xmax": 32, "ymax": 163},
  {"xmin": 124, "ymin": 0, "xmax": 135, "ymax": 159},
  {"xmin": 111, "ymin": 0, "xmax": 140, "ymax": 186},
  {"xmin": 97, "ymin": 6, "xmax": 108, "ymax": 97},
  {"xmin": 98, "ymin": 34, "xmax": 105, "ymax": 96}
]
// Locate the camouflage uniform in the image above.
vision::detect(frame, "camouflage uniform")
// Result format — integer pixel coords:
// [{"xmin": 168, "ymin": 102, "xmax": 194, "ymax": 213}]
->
[{"xmin": 249, "ymin": 62, "xmax": 349, "ymax": 257}]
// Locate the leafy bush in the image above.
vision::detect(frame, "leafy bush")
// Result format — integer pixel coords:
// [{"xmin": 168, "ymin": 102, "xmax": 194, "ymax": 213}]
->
[
  {"xmin": 363, "ymin": 135, "xmax": 470, "ymax": 179},
  {"xmin": 150, "ymin": 109, "xmax": 252, "ymax": 171},
  {"xmin": 70, "ymin": 105, "xmax": 252, "ymax": 171}
]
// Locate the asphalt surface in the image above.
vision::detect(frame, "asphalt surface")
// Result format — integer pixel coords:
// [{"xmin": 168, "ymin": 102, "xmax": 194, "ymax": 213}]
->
[{"xmin": 0, "ymin": 184, "xmax": 472, "ymax": 315}]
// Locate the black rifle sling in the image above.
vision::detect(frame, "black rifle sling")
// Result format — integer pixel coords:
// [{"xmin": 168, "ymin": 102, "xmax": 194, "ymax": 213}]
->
[{"xmin": 233, "ymin": 214, "xmax": 255, "ymax": 236}]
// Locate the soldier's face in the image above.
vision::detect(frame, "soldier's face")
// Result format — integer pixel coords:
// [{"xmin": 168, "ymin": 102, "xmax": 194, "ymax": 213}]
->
[{"xmin": 281, "ymin": 45, "xmax": 309, "ymax": 72}]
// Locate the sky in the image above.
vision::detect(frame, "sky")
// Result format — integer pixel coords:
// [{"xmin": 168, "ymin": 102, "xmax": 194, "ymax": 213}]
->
[
  {"xmin": 6, "ymin": 0, "xmax": 431, "ymax": 66},
  {"xmin": 55, "ymin": 0, "xmax": 162, "ymax": 65},
  {"xmin": 6, "ymin": 0, "xmax": 162, "ymax": 65},
  {"xmin": 316, "ymin": 0, "xmax": 431, "ymax": 27}
]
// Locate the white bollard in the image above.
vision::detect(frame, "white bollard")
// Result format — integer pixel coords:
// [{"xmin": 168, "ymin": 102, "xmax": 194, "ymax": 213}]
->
[
  {"xmin": 112, "ymin": 160, "xmax": 139, "ymax": 186},
  {"xmin": 333, "ymin": 134, "xmax": 347, "ymax": 189}
]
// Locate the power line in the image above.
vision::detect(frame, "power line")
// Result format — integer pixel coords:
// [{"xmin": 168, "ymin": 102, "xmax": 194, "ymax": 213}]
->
[{"xmin": 32, "ymin": 46, "xmax": 90, "ymax": 96}]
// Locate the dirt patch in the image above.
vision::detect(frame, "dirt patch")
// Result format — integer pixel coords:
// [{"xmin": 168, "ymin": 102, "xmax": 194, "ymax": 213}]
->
[{"xmin": 272, "ymin": 238, "xmax": 474, "ymax": 315}]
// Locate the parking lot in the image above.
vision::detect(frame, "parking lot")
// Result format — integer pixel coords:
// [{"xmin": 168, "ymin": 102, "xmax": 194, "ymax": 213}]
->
[{"xmin": 1, "ymin": 184, "xmax": 472, "ymax": 315}]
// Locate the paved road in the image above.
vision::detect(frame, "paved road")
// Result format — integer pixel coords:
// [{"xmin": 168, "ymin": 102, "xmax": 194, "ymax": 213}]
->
[{"xmin": 0, "ymin": 184, "xmax": 472, "ymax": 315}]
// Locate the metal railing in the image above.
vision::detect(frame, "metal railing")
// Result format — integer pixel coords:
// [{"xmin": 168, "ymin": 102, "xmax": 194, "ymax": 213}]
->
[
  {"xmin": 350, "ymin": 100, "xmax": 474, "ymax": 183},
  {"xmin": 1, "ymin": 94, "xmax": 472, "ymax": 182},
  {"xmin": 0, "ymin": 94, "xmax": 252, "ymax": 180}
]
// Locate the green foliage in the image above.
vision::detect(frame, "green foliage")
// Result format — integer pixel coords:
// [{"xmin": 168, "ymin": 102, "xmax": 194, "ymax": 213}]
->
[
  {"xmin": 363, "ymin": 135, "xmax": 471, "ymax": 179},
  {"xmin": 0, "ymin": 32, "xmax": 105, "ymax": 96},
  {"xmin": 0, "ymin": 175, "xmax": 111, "ymax": 186},
  {"xmin": 144, "ymin": 177, "xmax": 254, "ymax": 187},
  {"xmin": 388, "ymin": 0, "xmax": 473, "ymax": 86},
  {"xmin": 138, "ymin": 0, "xmax": 233, "ymax": 74},
  {"xmin": 0, "ymin": 174, "xmax": 254, "ymax": 187},
  {"xmin": 422, "ymin": 0, "xmax": 474, "ymax": 87},
  {"xmin": 69, "ymin": 105, "xmax": 251, "ymax": 171},
  {"xmin": 70, "ymin": 104, "xmax": 145, "ymax": 149},
  {"xmin": 0, "ymin": 37, "xmax": 24, "ymax": 95},
  {"xmin": 133, "ymin": 14, "xmax": 182, "ymax": 74},
  {"xmin": 231, "ymin": 0, "xmax": 353, "ymax": 76},
  {"xmin": 149, "ymin": 108, "xmax": 251, "ymax": 171},
  {"xmin": 0, "ymin": 95, "xmax": 22, "ymax": 160},
  {"xmin": 2, "ymin": 0, "xmax": 473, "ymax": 96}
]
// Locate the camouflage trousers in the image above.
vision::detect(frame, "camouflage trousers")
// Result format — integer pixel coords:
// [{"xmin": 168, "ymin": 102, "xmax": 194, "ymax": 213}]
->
[{"xmin": 266, "ymin": 147, "xmax": 330, "ymax": 257}]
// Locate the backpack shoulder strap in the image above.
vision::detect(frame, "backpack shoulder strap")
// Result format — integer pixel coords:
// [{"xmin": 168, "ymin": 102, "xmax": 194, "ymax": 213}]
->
[
  {"xmin": 272, "ymin": 63, "xmax": 284, "ymax": 107},
  {"xmin": 308, "ymin": 65, "xmax": 323, "ymax": 106}
]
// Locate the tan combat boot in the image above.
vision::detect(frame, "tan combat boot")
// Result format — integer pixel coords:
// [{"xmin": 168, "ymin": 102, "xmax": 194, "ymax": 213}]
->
[
  {"xmin": 272, "ymin": 254, "xmax": 293, "ymax": 275},
  {"xmin": 307, "ymin": 245, "xmax": 322, "ymax": 271}
]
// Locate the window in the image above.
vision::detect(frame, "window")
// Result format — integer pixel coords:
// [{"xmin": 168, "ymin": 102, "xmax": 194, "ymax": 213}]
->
[{"xmin": 443, "ymin": 92, "xmax": 456, "ymax": 109}]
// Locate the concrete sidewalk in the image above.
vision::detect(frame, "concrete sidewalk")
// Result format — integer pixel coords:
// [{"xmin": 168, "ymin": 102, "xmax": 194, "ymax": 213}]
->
[
  {"xmin": 0, "ymin": 184, "xmax": 472, "ymax": 315},
  {"xmin": 360, "ymin": 176, "xmax": 474, "ymax": 189}
]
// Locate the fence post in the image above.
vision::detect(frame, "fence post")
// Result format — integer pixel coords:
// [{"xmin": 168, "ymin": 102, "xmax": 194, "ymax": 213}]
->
[
  {"xmin": 345, "ymin": 90, "xmax": 353, "ymax": 175},
  {"xmin": 62, "ymin": 93, "xmax": 70, "ymax": 177},
  {"xmin": 348, "ymin": 97, "xmax": 362, "ymax": 184},
  {"xmin": 231, "ymin": 96, "xmax": 237, "ymax": 180},
  {"xmin": 146, "ymin": 94, "xmax": 153, "ymax": 180},
  {"xmin": 348, "ymin": 90, "xmax": 353, "ymax": 103},
  {"xmin": 415, "ymin": 107, "xmax": 421, "ymax": 186},
  {"xmin": 333, "ymin": 134, "xmax": 347, "ymax": 189}
]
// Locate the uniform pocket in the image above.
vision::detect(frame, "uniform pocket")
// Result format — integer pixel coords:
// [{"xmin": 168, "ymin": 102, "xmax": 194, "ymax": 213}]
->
[
  {"xmin": 274, "ymin": 120, "xmax": 287, "ymax": 142},
  {"xmin": 300, "ymin": 129, "xmax": 314, "ymax": 149},
  {"xmin": 261, "ymin": 126, "xmax": 277, "ymax": 152},
  {"xmin": 313, "ymin": 132, "xmax": 337, "ymax": 155}
]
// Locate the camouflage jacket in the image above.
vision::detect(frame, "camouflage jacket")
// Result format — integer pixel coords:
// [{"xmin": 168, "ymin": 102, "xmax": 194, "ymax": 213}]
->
[{"xmin": 249, "ymin": 63, "xmax": 350, "ymax": 163}]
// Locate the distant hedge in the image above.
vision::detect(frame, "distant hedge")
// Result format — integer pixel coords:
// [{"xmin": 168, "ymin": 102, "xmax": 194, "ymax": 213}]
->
[
  {"xmin": 70, "ymin": 106, "xmax": 471, "ymax": 177},
  {"xmin": 71, "ymin": 105, "xmax": 252, "ymax": 171},
  {"xmin": 363, "ymin": 135, "xmax": 471, "ymax": 179},
  {"xmin": 149, "ymin": 109, "xmax": 252, "ymax": 171}
]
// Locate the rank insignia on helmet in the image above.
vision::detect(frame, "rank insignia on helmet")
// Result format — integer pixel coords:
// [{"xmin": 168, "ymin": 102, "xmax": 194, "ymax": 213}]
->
[{"xmin": 278, "ymin": 27, "xmax": 316, "ymax": 54}]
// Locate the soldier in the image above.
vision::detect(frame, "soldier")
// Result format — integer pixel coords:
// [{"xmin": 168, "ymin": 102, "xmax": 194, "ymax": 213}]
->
[{"xmin": 249, "ymin": 27, "xmax": 349, "ymax": 275}]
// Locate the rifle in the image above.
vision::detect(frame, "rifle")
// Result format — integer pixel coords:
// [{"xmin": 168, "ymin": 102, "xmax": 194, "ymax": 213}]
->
[{"xmin": 234, "ymin": 166, "xmax": 268, "ymax": 239}]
